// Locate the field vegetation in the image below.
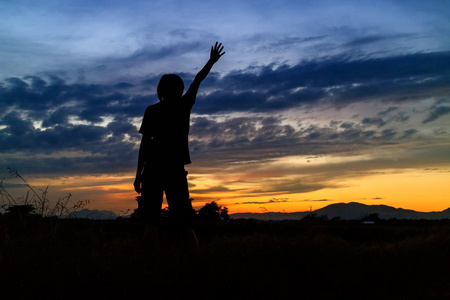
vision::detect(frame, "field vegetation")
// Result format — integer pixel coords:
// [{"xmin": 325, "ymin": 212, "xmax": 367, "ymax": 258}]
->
[
  {"xmin": 1, "ymin": 171, "xmax": 449, "ymax": 299},
  {"xmin": 1, "ymin": 214, "xmax": 450, "ymax": 299}
]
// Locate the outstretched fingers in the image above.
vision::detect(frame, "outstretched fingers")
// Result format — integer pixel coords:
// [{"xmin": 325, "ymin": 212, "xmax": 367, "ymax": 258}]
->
[
  {"xmin": 214, "ymin": 42, "xmax": 225, "ymax": 55},
  {"xmin": 214, "ymin": 41, "xmax": 222, "ymax": 49},
  {"xmin": 210, "ymin": 42, "xmax": 225, "ymax": 62}
]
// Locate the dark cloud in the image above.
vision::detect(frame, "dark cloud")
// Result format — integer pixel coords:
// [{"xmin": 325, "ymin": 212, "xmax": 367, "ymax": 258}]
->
[
  {"xmin": 258, "ymin": 35, "xmax": 328, "ymax": 52},
  {"xmin": 1, "ymin": 51, "xmax": 449, "ymax": 176},
  {"xmin": 237, "ymin": 198, "xmax": 290, "ymax": 205},
  {"xmin": 300, "ymin": 199, "xmax": 332, "ymax": 202},
  {"xmin": 193, "ymin": 51, "xmax": 450, "ymax": 114},
  {"xmin": 0, "ymin": 75, "xmax": 153, "ymax": 122},
  {"xmin": 113, "ymin": 82, "xmax": 135, "ymax": 90},
  {"xmin": 344, "ymin": 33, "xmax": 417, "ymax": 47},
  {"xmin": 362, "ymin": 117, "xmax": 386, "ymax": 127},
  {"xmin": 0, "ymin": 111, "xmax": 34, "ymax": 136},
  {"xmin": 433, "ymin": 128, "xmax": 448, "ymax": 135},
  {"xmin": 340, "ymin": 122, "xmax": 355, "ymax": 129},
  {"xmin": 246, "ymin": 178, "xmax": 327, "ymax": 195},
  {"xmin": 379, "ymin": 129, "xmax": 397, "ymax": 140},
  {"xmin": 400, "ymin": 129, "xmax": 418, "ymax": 139},
  {"xmin": 42, "ymin": 106, "xmax": 78, "ymax": 127},
  {"xmin": 189, "ymin": 116, "xmax": 301, "ymax": 161},
  {"xmin": 378, "ymin": 107, "xmax": 398, "ymax": 117},
  {"xmin": 0, "ymin": 113, "xmax": 140, "ymax": 175},
  {"xmin": 422, "ymin": 106, "xmax": 450, "ymax": 124},
  {"xmin": 3, "ymin": 51, "xmax": 449, "ymax": 120},
  {"xmin": 187, "ymin": 112, "xmax": 432, "ymax": 172}
]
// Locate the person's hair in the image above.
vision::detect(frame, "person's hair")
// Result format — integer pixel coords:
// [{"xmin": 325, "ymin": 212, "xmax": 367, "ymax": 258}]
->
[{"xmin": 157, "ymin": 74, "xmax": 184, "ymax": 101}]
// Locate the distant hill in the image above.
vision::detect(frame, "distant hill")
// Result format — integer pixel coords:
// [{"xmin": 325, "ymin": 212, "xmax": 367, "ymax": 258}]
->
[
  {"xmin": 64, "ymin": 203, "xmax": 450, "ymax": 221},
  {"xmin": 66, "ymin": 209, "xmax": 118, "ymax": 220},
  {"xmin": 231, "ymin": 202, "xmax": 450, "ymax": 221},
  {"xmin": 231, "ymin": 211, "xmax": 309, "ymax": 221}
]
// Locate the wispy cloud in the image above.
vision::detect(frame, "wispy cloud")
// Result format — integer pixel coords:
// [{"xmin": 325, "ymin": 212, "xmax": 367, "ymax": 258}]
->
[
  {"xmin": 300, "ymin": 199, "xmax": 332, "ymax": 202},
  {"xmin": 236, "ymin": 198, "xmax": 290, "ymax": 205},
  {"xmin": 423, "ymin": 106, "xmax": 450, "ymax": 124}
]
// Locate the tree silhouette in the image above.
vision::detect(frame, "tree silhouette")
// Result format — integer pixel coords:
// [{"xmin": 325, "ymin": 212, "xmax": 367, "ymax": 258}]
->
[
  {"xmin": 363, "ymin": 213, "xmax": 380, "ymax": 222},
  {"xmin": 198, "ymin": 201, "xmax": 230, "ymax": 222}
]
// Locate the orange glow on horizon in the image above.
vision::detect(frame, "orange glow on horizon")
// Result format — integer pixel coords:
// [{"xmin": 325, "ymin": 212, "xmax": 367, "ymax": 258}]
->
[
  {"xmin": 6, "ymin": 168, "xmax": 449, "ymax": 215},
  {"xmin": 221, "ymin": 168, "xmax": 450, "ymax": 213}
]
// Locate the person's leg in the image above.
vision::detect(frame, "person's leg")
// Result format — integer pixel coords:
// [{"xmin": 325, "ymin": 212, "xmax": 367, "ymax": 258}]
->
[
  {"xmin": 165, "ymin": 167, "xmax": 198, "ymax": 253},
  {"xmin": 141, "ymin": 166, "xmax": 164, "ymax": 250}
]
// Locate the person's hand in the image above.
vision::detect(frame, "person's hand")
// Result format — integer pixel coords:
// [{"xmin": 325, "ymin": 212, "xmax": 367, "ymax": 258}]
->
[
  {"xmin": 210, "ymin": 42, "xmax": 225, "ymax": 64},
  {"xmin": 134, "ymin": 175, "xmax": 142, "ymax": 194}
]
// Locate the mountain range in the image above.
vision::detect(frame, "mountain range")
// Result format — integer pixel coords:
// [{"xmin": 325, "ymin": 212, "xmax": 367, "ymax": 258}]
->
[
  {"xmin": 231, "ymin": 202, "xmax": 450, "ymax": 221},
  {"xmin": 67, "ymin": 209, "xmax": 119, "ymax": 220},
  {"xmin": 67, "ymin": 202, "xmax": 450, "ymax": 221}
]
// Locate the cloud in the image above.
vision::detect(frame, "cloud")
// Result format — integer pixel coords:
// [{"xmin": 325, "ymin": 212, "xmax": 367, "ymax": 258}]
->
[
  {"xmin": 344, "ymin": 33, "xmax": 417, "ymax": 47},
  {"xmin": 193, "ymin": 51, "xmax": 450, "ymax": 114},
  {"xmin": 399, "ymin": 129, "xmax": 418, "ymax": 139},
  {"xmin": 237, "ymin": 198, "xmax": 290, "ymax": 205},
  {"xmin": 247, "ymin": 178, "xmax": 327, "ymax": 195},
  {"xmin": 1, "ymin": 51, "xmax": 449, "ymax": 178},
  {"xmin": 380, "ymin": 129, "xmax": 397, "ymax": 140},
  {"xmin": 433, "ymin": 128, "xmax": 448, "ymax": 136},
  {"xmin": 422, "ymin": 105, "xmax": 450, "ymax": 124},
  {"xmin": 362, "ymin": 117, "xmax": 386, "ymax": 127},
  {"xmin": 0, "ymin": 111, "xmax": 35, "ymax": 136},
  {"xmin": 300, "ymin": 199, "xmax": 332, "ymax": 202},
  {"xmin": 378, "ymin": 107, "xmax": 398, "ymax": 117},
  {"xmin": 188, "ymin": 112, "xmax": 428, "ymax": 169},
  {"xmin": 3, "ymin": 51, "xmax": 449, "ymax": 119},
  {"xmin": 191, "ymin": 185, "xmax": 235, "ymax": 194}
]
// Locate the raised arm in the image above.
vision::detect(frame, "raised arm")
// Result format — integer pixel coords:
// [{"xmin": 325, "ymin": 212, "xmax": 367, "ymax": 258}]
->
[{"xmin": 185, "ymin": 42, "xmax": 225, "ymax": 98}]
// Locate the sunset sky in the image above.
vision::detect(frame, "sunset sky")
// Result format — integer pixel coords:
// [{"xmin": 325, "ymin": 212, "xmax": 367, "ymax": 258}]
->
[{"xmin": 1, "ymin": 0, "xmax": 449, "ymax": 214}]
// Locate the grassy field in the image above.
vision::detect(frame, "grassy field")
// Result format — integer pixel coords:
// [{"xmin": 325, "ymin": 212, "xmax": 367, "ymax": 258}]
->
[{"xmin": 1, "ymin": 216, "xmax": 450, "ymax": 299}]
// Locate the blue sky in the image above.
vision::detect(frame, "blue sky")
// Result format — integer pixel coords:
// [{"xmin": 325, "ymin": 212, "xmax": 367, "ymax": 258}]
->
[
  {"xmin": 2, "ymin": 0, "xmax": 449, "ymax": 82},
  {"xmin": 1, "ymin": 0, "xmax": 450, "ymax": 213}
]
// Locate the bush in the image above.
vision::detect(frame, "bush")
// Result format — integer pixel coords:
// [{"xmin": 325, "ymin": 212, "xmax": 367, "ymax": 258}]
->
[{"xmin": 197, "ymin": 201, "xmax": 230, "ymax": 222}]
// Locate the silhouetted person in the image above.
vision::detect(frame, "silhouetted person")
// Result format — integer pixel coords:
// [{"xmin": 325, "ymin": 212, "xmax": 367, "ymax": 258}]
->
[{"xmin": 134, "ymin": 42, "xmax": 225, "ymax": 251}]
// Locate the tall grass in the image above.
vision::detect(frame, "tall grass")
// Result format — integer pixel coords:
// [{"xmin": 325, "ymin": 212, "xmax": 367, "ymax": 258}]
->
[{"xmin": 0, "ymin": 168, "xmax": 89, "ymax": 218}]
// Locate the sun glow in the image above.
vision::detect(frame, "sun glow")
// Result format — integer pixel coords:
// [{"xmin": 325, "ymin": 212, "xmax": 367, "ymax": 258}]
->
[
  {"xmin": 222, "ymin": 168, "xmax": 450, "ymax": 213},
  {"xmin": 3, "ymin": 166, "xmax": 449, "ymax": 215}
]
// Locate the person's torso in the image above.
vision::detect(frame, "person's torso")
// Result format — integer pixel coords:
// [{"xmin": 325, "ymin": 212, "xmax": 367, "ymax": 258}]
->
[{"xmin": 145, "ymin": 99, "xmax": 192, "ymax": 165}]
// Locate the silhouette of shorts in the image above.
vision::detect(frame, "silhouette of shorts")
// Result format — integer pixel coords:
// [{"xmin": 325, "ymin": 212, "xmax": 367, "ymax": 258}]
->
[{"xmin": 140, "ymin": 164, "xmax": 193, "ymax": 227}]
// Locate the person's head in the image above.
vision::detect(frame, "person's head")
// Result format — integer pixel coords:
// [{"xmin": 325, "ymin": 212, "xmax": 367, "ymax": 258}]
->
[{"xmin": 157, "ymin": 74, "xmax": 184, "ymax": 101}]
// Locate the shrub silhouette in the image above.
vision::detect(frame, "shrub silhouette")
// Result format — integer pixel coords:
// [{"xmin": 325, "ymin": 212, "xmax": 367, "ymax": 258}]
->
[
  {"xmin": 363, "ymin": 213, "xmax": 380, "ymax": 222},
  {"xmin": 197, "ymin": 201, "xmax": 230, "ymax": 222},
  {"xmin": 133, "ymin": 198, "xmax": 230, "ymax": 222},
  {"xmin": 6, "ymin": 204, "xmax": 36, "ymax": 217}
]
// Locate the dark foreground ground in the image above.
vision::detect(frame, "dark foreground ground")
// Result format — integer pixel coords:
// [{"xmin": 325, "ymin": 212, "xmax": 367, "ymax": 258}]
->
[{"xmin": 1, "ymin": 217, "xmax": 450, "ymax": 299}]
